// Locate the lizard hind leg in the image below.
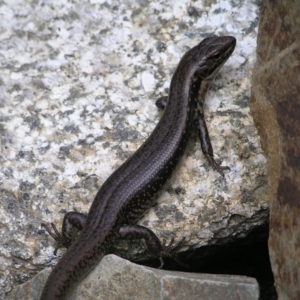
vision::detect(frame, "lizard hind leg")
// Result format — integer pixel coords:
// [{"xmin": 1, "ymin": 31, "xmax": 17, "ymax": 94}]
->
[
  {"xmin": 119, "ymin": 224, "xmax": 187, "ymax": 268},
  {"xmin": 41, "ymin": 211, "xmax": 87, "ymax": 255}
]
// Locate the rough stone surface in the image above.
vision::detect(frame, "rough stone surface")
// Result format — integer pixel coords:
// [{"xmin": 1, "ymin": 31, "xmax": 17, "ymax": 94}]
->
[
  {"xmin": 7, "ymin": 254, "xmax": 260, "ymax": 300},
  {"xmin": 0, "ymin": 0, "xmax": 266, "ymax": 298},
  {"xmin": 250, "ymin": 1, "xmax": 300, "ymax": 299}
]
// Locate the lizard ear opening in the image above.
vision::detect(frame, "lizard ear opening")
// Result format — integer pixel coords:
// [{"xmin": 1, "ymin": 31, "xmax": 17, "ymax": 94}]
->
[{"xmin": 196, "ymin": 62, "xmax": 215, "ymax": 80}]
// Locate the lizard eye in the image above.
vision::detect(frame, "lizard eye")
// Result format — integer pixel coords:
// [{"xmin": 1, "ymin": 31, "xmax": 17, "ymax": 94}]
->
[{"xmin": 208, "ymin": 51, "xmax": 223, "ymax": 61}]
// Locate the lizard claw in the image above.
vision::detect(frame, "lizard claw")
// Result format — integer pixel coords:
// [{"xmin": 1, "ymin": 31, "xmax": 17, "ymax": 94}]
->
[
  {"xmin": 158, "ymin": 237, "xmax": 188, "ymax": 269},
  {"xmin": 41, "ymin": 223, "xmax": 72, "ymax": 255},
  {"xmin": 206, "ymin": 155, "xmax": 230, "ymax": 177}
]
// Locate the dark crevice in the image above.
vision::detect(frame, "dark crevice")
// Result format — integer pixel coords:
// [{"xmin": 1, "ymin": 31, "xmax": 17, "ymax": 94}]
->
[{"xmin": 138, "ymin": 222, "xmax": 277, "ymax": 300}]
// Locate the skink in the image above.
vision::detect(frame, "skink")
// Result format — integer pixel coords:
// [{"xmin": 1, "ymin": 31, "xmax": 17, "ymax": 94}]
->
[{"xmin": 40, "ymin": 36, "xmax": 236, "ymax": 299}]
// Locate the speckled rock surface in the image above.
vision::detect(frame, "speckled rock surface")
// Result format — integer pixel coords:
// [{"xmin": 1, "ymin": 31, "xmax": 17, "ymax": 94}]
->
[
  {"xmin": 250, "ymin": 1, "xmax": 300, "ymax": 299},
  {"xmin": 7, "ymin": 254, "xmax": 260, "ymax": 300},
  {"xmin": 0, "ymin": 0, "xmax": 265, "ymax": 298}
]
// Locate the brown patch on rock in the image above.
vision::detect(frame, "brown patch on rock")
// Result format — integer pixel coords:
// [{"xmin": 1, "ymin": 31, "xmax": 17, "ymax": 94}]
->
[{"xmin": 250, "ymin": 0, "xmax": 300, "ymax": 299}]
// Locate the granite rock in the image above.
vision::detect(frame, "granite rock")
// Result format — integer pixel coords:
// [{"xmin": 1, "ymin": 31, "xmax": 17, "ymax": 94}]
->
[{"xmin": 0, "ymin": 0, "xmax": 266, "ymax": 298}]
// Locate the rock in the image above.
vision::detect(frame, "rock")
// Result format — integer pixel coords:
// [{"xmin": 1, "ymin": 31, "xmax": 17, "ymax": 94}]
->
[
  {"xmin": 7, "ymin": 255, "xmax": 259, "ymax": 300},
  {"xmin": 0, "ymin": 1, "xmax": 266, "ymax": 297},
  {"xmin": 250, "ymin": 0, "xmax": 300, "ymax": 299}
]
